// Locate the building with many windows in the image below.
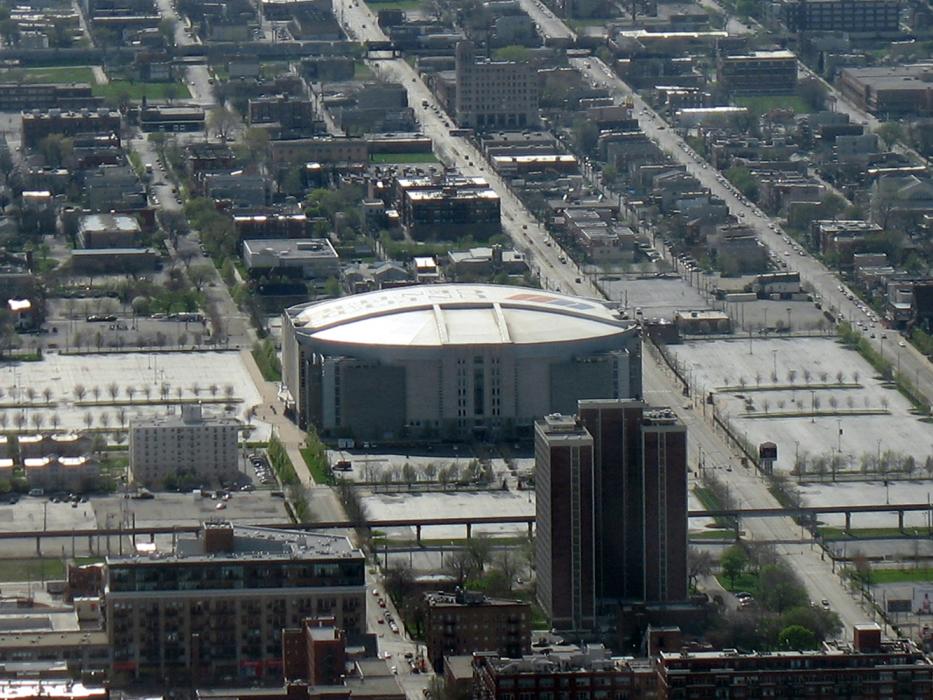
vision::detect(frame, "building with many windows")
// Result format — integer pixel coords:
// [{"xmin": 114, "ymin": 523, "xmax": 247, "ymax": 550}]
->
[
  {"xmin": 423, "ymin": 591, "xmax": 531, "ymax": 672},
  {"xmin": 535, "ymin": 401, "xmax": 687, "ymax": 632},
  {"xmin": 655, "ymin": 625, "xmax": 933, "ymax": 699},
  {"xmin": 107, "ymin": 522, "xmax": 366, "ymax": 684},
  {"xmin": 454, "ymin": 41, "xmax": 538, "ymax": 130},
  {"xmin": 128, "ymin": 404, "xmax": 240, "ymax": 487},
  {"xmin": 773, "ymin": 0, "xmax": 900, "ymax": 32},
  {"xmin": 717, "ymin": 50, "xmax": 798, "ymax": 96},
  {"xmin": 472, "ymin": 646, "xmax": 658, "ymax": 700},
  {"xmin": 282, "ymin": 284, "xmax": 642, "ymax": 442}
]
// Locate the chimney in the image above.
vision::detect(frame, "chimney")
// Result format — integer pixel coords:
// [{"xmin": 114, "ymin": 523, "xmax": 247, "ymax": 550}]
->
[
  {"xmin": 202, "ymin": 521, "xmax": 234, "ymax": 553},
  {"xmin": 853, "ymin": 623, "xmax": 882, "ymax": 653}
]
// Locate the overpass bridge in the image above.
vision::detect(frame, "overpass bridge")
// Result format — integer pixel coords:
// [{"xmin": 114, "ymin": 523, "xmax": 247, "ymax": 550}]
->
[{"xmin": 7, "ymin": 502, "xmax": 933, "ymax": 554}]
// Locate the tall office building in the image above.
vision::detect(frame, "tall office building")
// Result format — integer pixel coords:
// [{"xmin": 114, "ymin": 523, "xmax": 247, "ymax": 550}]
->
[
  {"xmin": 534, "ymin": 414, "xmax": 596, "ymax": 632},
  {"xmin": 535, "ymin": 401, "xmax": 687, "ymax": 631},
  {"xmin": 454, "ymin": 41, "xmax": 539, "ymax": 130}
]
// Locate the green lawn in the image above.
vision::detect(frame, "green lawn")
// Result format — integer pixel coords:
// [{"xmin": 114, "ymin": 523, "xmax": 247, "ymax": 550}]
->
[
  {"xmin": 261, "ymin": 62, "xmax": 291, "ymax": 79},
  {"xmin": 819, "ymin": 526, "xmax": 933, "ymax": 540},
  {"xmin": 869, "ymin": 567, "xmax": 933, "ymax": 584},
  {"xmin": 0, "ymin": 66, "xmax": 96, "ymax": 84},
  {"xmin": 717, "ymin": 571, "xmax": 759, "ymax": 594},
  {"xmin": 370, "ymin": 151, "xmax": 438, "ymax": 164},
  {"xmin": 0, "ymin": 558, "xmax": 65, "ymax": 582},
  {"xmin": 92, "ymin": 80, "xmax": 191, "ymax": 101},
  {"xmin": 364, "ymin": 0, "xmax": 423, "ymax": 8},
  {"xmin": 691, "ymin": 529, "xmax": 738, "ymax": 540},
  {"xmin": 300, "ymin": 447, "xmax": 333, "ymax": 485},
  {"xmin": 735, "ymin": 95, "xmax": 810, "ymax": 114},
  {"xmin": 354, "ymin": 63, "xmax": 375, "ymax": 80}
]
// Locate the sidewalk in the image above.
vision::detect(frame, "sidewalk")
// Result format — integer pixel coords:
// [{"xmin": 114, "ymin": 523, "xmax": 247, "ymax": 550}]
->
[{"xmin": 240, "ymin": 348, "xmax": 347, "ymax": 522}]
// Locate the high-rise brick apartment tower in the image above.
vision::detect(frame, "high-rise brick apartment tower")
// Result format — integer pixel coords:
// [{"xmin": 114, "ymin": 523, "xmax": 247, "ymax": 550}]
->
[{"xmin": 536, "ymin": 401, "xmax": 687, "ymax": 631}]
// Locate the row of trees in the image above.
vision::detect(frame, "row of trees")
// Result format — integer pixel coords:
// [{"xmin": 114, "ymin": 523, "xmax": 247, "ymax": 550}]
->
[
  {"xmin": 70, "ymin": 382, "xmax": 235, "ymax": 403},
  {"xmin": 725, "ymin": 368, "xmax": 859, "ymax": 389},
  {"xmin": 0, "ymin": 407, "xmax": 131, "ymax": 429},
  {"xmin": 362, "ymin": 459, "xmax": 497, "ymax": 488},
  {"xmin": 752, "ymin": 393, "xmax": 887, "ymax": 414},
  {"xmin": 793, "ymin": 451, "xmax": 933, "ymax": 480}
]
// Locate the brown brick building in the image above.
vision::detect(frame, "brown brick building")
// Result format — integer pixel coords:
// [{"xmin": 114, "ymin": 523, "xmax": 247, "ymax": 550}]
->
[
  {"xmin": 536, "ymin": 401, "xmax": 687, "ymax": 632},
  {"xmin": 423, "ymin": 591, "xmax": 531, "ymax": 672}
]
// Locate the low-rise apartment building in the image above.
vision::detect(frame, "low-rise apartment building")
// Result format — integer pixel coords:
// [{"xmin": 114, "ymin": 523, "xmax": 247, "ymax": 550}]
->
[
  {"xmin": 717, "ymin": 50, "xmax": 798, "ymax": 96},
  {"xmin": 424, "ymin": 591, "xmax": 531, "ymax": 672}
]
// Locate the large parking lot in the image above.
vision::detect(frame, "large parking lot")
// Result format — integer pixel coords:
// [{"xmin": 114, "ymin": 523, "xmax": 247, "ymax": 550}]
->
[
  {"xmin": 0, "ymin": 350, "xmax": 271, "ymax": 442},
  {"xmin": 668, "ymin": 337, "xmax": 930, "ymax": 471}
]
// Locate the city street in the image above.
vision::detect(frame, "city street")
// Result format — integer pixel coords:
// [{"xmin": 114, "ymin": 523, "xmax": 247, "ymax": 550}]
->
[
  {"xmin": 331, "ymin": 0, "xmax": 881, "ymax": 637},
  {"xmin": 574, "ymin": 56, "xmax": 933, "ymax": 407}
]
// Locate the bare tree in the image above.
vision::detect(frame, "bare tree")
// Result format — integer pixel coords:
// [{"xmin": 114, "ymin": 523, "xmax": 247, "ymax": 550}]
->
[
  {"xmin": 175, "ymin": 386, "xmax": 183, "ymax": 400},
  {"xmin": 30, "ymin": 413, "xmax": 45, "ymax": 431},
  {"xmin": 846, "ymin": 396, "xmax": 854, "ymax": 409},
  {"xmin": 25, "ymin": 387, "xmax": 35, "ymax": 402},
  {"xmin": 125, "ymin": 386, "xmax": 136, "ymax": 402},
  {"xmin": 107, "ymin": 383, "xmax": 119, "ymax": 401},
  {"xmin": 142, "ymin": 385, "xmax": 152, "ymax": 401},
  {"xmin": 828, "ymin": 396, "xmax": 838, "ymax": 410},
  {"xmin": 209, "ymin": 384, "xmax": 219, "ymax": 397},
  {"xmin": 13, "ymin": 413, "xmax": 26, "ymax": 430},
  {"xmin": 83, "ymin": 412, "xmax": 93, "ymax": 430},
  {"xmin": 49, "ymin": 413, "xmax": 60, "ymax": 432},
  {"xmin": 190, "ymin": 382, "xmax": 201, "ymax": 396},
  {"xmin": 836, "ymin": 370, "xmax": 845, "ymax": 384},
  {"xmin": 160, "ymin": 383, "xmax": 171, "ymax": 400},
  {"xmin": 224, "ymin": 384, "xmax": 235, "ymax": 400},
  {"xmin": 42, "ymin": 387, "xmax": 52, "ymax": 404},
  {"xmin": 0, "ymin": 414, "xmax": 7, "ymax": 430},
  {"xmin": 881, "ymin": 396, "xmax": 890, "ymax": 410},
  {"xmin": 116, "ymin": 407, "xmax": 127, "ymax": 427},
  {"xmin": 853, "ymin": 370, "xmax": 860, "ymax": 383},
  {"xmin": 74, "ymin": 384, "xmax": 87, "ymax": 401},
  {"xmin": 787, "ymin": 369, "xmax": 797, "ymax": 384},
  {"xmin": 754, "ymin": 371, "xmax": 761, "ymax": 387},
  {"xmin": 819, "ymin": 371, "xmax": 828, "ymax": 383},
  {"xmin": 762, "ymin": 399, "xmax": 770, "ymax": 413},
  {"xmin": 803, "ymin": 369, "xmax": 812, "ymax": 384},
  {"xmin": 99, "ymin": 413, "xmax": 110, "ymax": 430}
]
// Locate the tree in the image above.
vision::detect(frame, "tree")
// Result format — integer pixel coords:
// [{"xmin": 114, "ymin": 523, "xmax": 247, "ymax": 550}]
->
[
  {"xmin": 73, "ymin": 385, "xmax": 87, "ymax": 401},
  {"xmin": 159, "ymin": 17, "xmax": 178, "ymax": 47},
  {"xmin": 781, "ymin": 604, "xmax": 842, "ymax": 642},
  {"xmin": 688, "ymin": 549, "xmax": 713, "ymax": 590},
  {"xmin": 491, "ymin": 549, "xmax": 521, "ymax": 592},
  {"xmin": 757, "ymin": 564, "xmax": 809, "ymax": 613},
  {"xmin": 108, "ymin": 383, "xmax": 119, "ymax": 401},
  {"xmin": 796, "ymin": 77, "xmax": 828, "ymax": 112},
  {"xmin": 778, "ymin": 624, "xmax": 818, "ymax": 650},
  {"xmin": 42, "ymin": 387, "xmax": 52, "ymax": 404},
  {"xmin": 207, "ymin": 106, "xmax": 238, "ymax": 142},
  {"xmin": 720, "ymin": 545, "xmax": 748, "ymax": 587},
  {"xmin": 876, "ymin": 122, "xmax": 905, "ymax": 150},
  {"xmin": 492, "ymin": 45, "xmax": 531, "ymax": 62},
  {"xmin": 242, "ymin": 127, "xmax": 271, "ymax": 166},
  {"xmin": 37, "ymin": 135, "xmax": 74, "ymax": 168},
  {"xmin": 444, "ymin": 549, "xmax": 475, "ymax": 586},
  {"xmin": 188, "ymin": 264, "xmax": 214, "ymax": 292},
  {"xmin": 466, "ymin": 535, "xmax": 493, "ymax": 574},
  {"xmin": 572, "ymin": 118, "xmax": 599, "ymax": 156}
]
